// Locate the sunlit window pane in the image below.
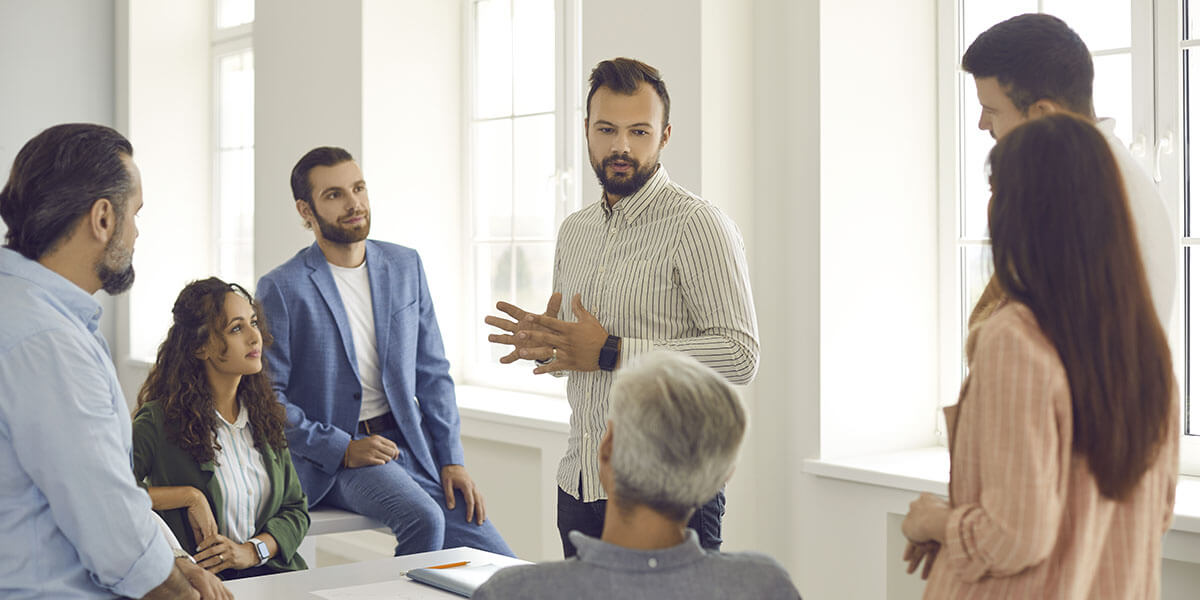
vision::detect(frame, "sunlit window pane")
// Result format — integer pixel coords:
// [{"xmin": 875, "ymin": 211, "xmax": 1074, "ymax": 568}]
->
[
  {"xmin": 962, "ymin": 0, "xmax": 1036, "ymax": 50},
  {"xmin": 513, "ymin": 0, "xmax": 556, "ymax": 115},
  {"xmin": 1187, "ymin": 49, "xmax": 1200, "ymax": 236},
  {"xmin": 216, "ymin": 0, "xmax": 254, "ymax": 29},
  {"xmin": 215, "ymin": 48, "xmax": 254, "ymax": 287},
  {"xmin": 472, "ymin": 120, "xmax": 514, "ymax": 238},
  {"xmin": 218, "ymin": 51, "xmax": 254, "ymax": 149},
  {"xmin": 474, "ymin": 243, "xmax": 513, "ymax": 365},
  {"xmin": 476, "ymin": 0, "xmax": 514, "ymax": 119},
  {"xmin": 1190, "ymin": 249, "xmax": 1200, "ymax": 435},
  {"xmin": 959, "ymin": 73, "xmax": 992, "ymax": 241},
  {"xmin": 513, "ymin": 242, "xmax": 555, "ymax": 314},
  {"xmin": 1042, "ymin": 0, "xmax": 1131, "ymax": 51},
  {"xmin": 1093, "ymin": 52, "xmax": 1133, "ymax": 146},
  {"xmin": 512, "ymin": 114, "xmax": 557, "ymax": 239}
]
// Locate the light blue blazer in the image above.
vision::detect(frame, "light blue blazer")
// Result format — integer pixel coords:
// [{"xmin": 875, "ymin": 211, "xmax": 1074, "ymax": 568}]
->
[{"xmin": 256, "ymin": 241, "xmax": 464, "ymax": 504}]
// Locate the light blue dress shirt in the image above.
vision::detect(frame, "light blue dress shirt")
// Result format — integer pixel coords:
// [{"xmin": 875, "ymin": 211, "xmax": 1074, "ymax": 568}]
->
[{"xmin": 0, "ymin": 248, "xmax": 172, "ymax": 599}]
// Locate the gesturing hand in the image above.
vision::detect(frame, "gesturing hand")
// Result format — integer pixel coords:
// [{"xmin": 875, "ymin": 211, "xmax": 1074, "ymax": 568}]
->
[
  {"xmin": 441, "ymin": 464, "xmax": 486, "ymax": 525},
  {"xmin": 517, "ymin": 294, "xmax": 611, "ymax": 374},
  {"xmin": 485, "ymin": 293, "xmax": 562, "ymax": 364},
  {"xmin": 185, "ymin": 488, "xmax": 219, "ymax": 545},
  {"xmin": 343, "ymin": 435, "xmax": 400, "ymax": 468},
  {"xmin": 194, "ymin": 534, "xmax": 256, "ymax": 574}
]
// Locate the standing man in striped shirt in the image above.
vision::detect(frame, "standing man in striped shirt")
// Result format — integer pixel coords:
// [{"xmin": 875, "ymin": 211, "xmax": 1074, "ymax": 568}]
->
[{"xmin": 487, "ymin": 57, "xmax": 759, "ymax": 557}]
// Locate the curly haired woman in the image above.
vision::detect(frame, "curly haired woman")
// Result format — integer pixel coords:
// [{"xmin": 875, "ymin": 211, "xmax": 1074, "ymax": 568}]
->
[{"xmin": 132, "ymin": 277, "xmax": 309, "ymax": 579}]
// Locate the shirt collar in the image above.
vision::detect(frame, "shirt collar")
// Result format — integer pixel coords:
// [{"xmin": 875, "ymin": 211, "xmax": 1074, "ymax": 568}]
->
[
  {"xmin": 0, "ymin": 247, "xmax": 103, "ymax": 332},
  {"xmin": 599, "ymin": 164, "xmax": 670, "ymax": 224},
  {"xmin": 216, "ymin": 401, "xmax": 251, "ymax": 430},
  {"xmin": 570, "ymin": 528, "xmax": 706, "ymax": 572}
]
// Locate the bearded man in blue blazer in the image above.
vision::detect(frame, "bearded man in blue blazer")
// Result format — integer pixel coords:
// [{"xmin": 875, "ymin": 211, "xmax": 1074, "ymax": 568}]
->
[{"xmin": 256, "ymin": 146, "xmax": 511, "ymax": 556}]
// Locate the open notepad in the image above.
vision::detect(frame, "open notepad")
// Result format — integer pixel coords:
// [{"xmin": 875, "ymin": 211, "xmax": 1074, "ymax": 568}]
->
[{"xmin": 405, "ymin": 563, "xmax": 506, "ymax": 597}]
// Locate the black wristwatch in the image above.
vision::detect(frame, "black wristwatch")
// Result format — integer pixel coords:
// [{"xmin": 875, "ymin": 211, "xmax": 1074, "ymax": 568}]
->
[{"xmin": 598, "ymin": 335, "xmax": 621, "ymax": 371}]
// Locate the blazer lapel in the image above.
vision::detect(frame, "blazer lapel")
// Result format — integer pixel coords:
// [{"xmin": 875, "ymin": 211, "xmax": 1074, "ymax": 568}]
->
[
  {"xmin": 305, "ymin": 243, "xmax": 359, "ymax": 377},
  {"xmin": 365, "ymin": 242, "xmax": 392, "ymax": 364},
  {"xmin": 199, "ymin": 460, "xmax": 226, "ymax": 535}
]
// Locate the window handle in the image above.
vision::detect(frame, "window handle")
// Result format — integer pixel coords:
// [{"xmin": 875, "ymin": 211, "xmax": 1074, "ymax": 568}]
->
[
  {"xmin": 1130, "ymin": 134, "xmax": 1148, "ymax": 158},
  {"xmin": 1154, "ymin": 131, "xmax": 1175, "ymax": 183}
]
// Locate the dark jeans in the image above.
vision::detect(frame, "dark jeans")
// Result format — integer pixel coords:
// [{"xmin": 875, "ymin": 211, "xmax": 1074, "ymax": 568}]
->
[{"xmin": 556, "ymin": 479, "xmax": 725, "ymax": 558}]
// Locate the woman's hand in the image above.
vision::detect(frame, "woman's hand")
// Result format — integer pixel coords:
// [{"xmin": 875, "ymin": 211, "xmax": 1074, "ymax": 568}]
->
[
  {"xmin": 193, "ymin": 534, "xmax": 257, "ymax": 574},
  {"xmin": 902, "ymin": 492, "xmax": 951, "ymax": 544},
  {"xmin": 185, "ymin": 489, "xmax": 219, "ymax": 545},
  {"xmin": 903, "ymin": 540, "xmax": 941, "ymax": 580}
]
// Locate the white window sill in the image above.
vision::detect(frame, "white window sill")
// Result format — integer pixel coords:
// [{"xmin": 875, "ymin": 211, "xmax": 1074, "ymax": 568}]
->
[
  {"xmin": 455, "ymin": 384, "xmax": 570, "ymax": 434},
  {"xmin": 804, "ymin": 447, "xmax": 1200, "ymax": 535}
]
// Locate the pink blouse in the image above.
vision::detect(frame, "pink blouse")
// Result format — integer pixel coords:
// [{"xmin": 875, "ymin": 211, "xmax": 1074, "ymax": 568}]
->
[{"xmin": 923, "ymin": 303, "xmax": 1178, "ymax": 599}]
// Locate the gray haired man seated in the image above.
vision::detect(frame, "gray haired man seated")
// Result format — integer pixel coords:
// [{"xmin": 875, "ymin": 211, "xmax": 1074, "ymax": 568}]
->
[{"xmin": 473, "ymin": 351, "xmax": 801, "ymax": 599}]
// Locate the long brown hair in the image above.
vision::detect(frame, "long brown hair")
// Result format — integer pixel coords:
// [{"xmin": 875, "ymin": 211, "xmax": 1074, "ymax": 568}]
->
[
  {"xmin": 988, "ymin": 112, "xmax": 1173, "ymax": 500},
  {"xmin": 137, "ymin": 277, "xmax": 288, "ymax": 464}
]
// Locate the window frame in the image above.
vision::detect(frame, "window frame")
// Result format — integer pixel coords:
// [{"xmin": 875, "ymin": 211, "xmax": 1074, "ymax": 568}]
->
[
  {"xmin": 461, "ymin": 0, "xmax": 582, "ymax": 395},
  {"xmin": 210, "ymin": 14, "xmax": 255, "ymax": 289}
]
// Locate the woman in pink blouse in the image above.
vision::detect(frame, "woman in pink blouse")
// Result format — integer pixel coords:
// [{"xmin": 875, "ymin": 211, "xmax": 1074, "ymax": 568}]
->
[{"xmin": 901, "ymin": 112, "xmax": 1178, "ymax": 599}]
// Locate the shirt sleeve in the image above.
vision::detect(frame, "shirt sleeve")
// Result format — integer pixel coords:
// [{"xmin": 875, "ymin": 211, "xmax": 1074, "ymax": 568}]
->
[
  {"xmin": 941, "ymin": 318, "xmax": 1067, "ymax": 582},
  {"xmin": 621, "ymin": 204, "xmax": 760, "ymax": 383},
  {"xmin": 1, "ymin": 330, "xmax": 173, "ymax": 597},
  {"xmin": 257, "ymin": 275, "xmax": 353, "ymax": 474}
]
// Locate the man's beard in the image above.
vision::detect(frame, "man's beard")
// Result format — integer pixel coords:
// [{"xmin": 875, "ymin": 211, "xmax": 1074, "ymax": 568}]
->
[
  {"xmin": 312, "ymin": 208, "xmax": 371, "ymax": 244},
  {"xmin": 96, "ymin": 225, "xmax": 135, "ymax": 295},
  {"xmin": 591, "ymin": 152, "xmax": 658, "ymax": 198}
]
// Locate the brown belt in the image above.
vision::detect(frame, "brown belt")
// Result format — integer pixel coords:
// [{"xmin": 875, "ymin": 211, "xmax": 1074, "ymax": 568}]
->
[{"xmin": 358, "ymin": 412, "xmax": 397, "ymax": 435}]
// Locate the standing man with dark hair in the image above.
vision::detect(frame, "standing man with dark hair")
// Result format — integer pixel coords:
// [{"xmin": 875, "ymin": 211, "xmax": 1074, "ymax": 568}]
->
[
  {"xmin": 0, "ymin": 124, "xmax": 210, "ymax": 599},
  {"xmin": 960, "ymin": 13, "xmax": 1175, "ymax": 329},
  {"xmin": 487, "ymin": 58, "xmax": 759, "ymax": 557},
  {"xmin": 256, "ymin": 147, "xmax": 511, "ymax": 557}
]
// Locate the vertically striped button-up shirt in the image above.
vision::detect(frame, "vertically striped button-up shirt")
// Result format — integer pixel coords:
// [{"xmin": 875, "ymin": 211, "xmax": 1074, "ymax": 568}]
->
[
  {"xmin": 552, "ymin": 166, "xmax": 759, "ymax": 502},
  {"xmin": 213, "ymin": 404, "xmax": 272, "ymax": 544}
]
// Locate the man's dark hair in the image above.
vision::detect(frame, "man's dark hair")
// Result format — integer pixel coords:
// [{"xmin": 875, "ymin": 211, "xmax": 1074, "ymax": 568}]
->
[
  {"xmin": 290, "ymin": 146, "xmax": 354, "ymax": 204},
  {"xmin": 962, "ymin": 13, "xmax": 1094, "ymax": 117},
  {"xmin": 586, "ymin": 57, "xmax": 671, "ymax": 129},
  {"xmin": 0, "ymin": 123, "xmax": 134, "ymax": 260}
]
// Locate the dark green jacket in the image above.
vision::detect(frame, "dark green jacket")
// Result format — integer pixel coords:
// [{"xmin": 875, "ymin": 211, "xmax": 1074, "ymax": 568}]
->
[{"xmin": 131, "ymin": 400, "xmax": 309, "ymax": 574}]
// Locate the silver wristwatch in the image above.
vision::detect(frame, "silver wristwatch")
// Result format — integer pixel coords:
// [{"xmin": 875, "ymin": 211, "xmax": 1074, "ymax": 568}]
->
[{"xmin": 248, "ymin": 537, "xmax": 270, "ymax": 567}]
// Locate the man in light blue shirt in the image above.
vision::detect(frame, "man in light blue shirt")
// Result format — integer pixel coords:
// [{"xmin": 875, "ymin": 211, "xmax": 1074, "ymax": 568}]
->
[{"xmin": 0, "ymin": 124, "xmax": 198, "ymax": 599}]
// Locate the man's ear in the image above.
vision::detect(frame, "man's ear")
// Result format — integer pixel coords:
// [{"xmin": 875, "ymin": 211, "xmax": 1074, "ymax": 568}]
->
[
  {"xmin": 660, "ymin": 123, "xmax": 672, "ymax": 149},
  {"xmin": 88, "ymin": 198, "xmax": 117, "ymax": 244},
  {"xmin": 1027, "ymin": 99, "xmax": 1063, "ymax": 119},
  {"xmin": 295, "ymin": 199, "xmax": 314, "ymax": 228},
  {"xmin": 599, "ymin": 422, "xmax": 615, "ymax": 465}
]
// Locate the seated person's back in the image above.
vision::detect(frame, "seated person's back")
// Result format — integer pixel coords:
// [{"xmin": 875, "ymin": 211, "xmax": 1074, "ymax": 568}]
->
[{"xmin": 474, "ymin": 351, "xmax": 800, "ymax": 600}]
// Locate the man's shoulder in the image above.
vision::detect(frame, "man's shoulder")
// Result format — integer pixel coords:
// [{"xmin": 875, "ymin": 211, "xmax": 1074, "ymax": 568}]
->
[
  {"xmin": 259, "ymin": 245, "xmax": 317, "ymax": 284},
  {"xmin": 699, "ymin": 551, "xmax": 800, "ymax": 596},
  {"xmin": 0, "ymin": 277, "xmax": 85, "ymax": 354},
  {"xmin": 475, "ymin": 561, "xmax": 588, "ymax": 599}
]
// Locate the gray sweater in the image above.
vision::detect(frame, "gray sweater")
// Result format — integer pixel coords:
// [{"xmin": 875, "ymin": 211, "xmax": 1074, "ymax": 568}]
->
[{"xmin": 473, "ymin": 530, "xmax": 801, "ymax": 600}]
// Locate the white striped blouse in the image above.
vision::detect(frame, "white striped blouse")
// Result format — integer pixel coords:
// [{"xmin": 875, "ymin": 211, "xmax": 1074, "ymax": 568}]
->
[
  {"xmin": 552, "ymin": 165, "xmax": 759, "ymax": 502},
  {"xmin": 213, "ymin": 403, "xmax": 272, "ymax": 544}
]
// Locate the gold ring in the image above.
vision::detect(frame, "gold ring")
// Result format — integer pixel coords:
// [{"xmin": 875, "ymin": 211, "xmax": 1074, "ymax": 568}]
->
[
  {"xmin": 552, "ymin": 347, "xmax": 558, "ymax": 360},
  {"xmin": 218, "ymin": 554, "xmax": 224, "ymax": 562}
]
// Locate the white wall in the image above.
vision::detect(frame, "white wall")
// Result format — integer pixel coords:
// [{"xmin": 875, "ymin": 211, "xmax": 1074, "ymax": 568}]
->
[
  {"xmin": 0, "ymin": 0, "xmax": 118, "ymax": 345},
  {"xmin": 254, "ymin": 0, "xmax": 364, "ymax": 281},
  {"xmin": 361, "ymin": 0, "xmax": 465, "ymax": 371}
]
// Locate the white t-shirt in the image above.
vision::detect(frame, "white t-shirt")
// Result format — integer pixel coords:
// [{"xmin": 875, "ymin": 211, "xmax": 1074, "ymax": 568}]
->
[
  {"xmin": 328, "ymin": 260, "xmax": 391, "ymax": 422},
  {"xmin": 1098, "ymin": 118, "xmax": 1178, "ymax": 331}
]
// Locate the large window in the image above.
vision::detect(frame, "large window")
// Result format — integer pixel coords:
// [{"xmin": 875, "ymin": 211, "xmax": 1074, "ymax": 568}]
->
[
  {"xmin": 944, "ymin": 0, "xmax": 1199, "ymax": 469},
  {"xmin": 212, "ymin": 1, "xmax": 255, "ymax": 289},
  {"xmin": 465, "ymin": 0, "xmax": 581, "ymax": 392}
]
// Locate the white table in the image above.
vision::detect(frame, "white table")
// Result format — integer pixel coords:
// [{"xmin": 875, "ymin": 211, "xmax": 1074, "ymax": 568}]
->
[{"xmin": 224, "ymin": 547, "xmax": 528, "ymax": 599}]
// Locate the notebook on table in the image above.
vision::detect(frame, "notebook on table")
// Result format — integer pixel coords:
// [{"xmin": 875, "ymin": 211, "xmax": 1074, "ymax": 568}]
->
[{"xmin": 406, "ymin": 563, "xmax": 506, "ymax": 597}]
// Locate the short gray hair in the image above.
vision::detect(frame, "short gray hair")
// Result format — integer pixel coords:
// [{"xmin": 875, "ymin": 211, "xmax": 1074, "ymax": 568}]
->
[{"xmin": 608, "ymin": 351, "xmax": 747, "ymax": 520}]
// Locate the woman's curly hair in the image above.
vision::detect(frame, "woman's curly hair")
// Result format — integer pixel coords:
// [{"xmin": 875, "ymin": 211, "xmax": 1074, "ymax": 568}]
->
[{"xmin": 137, "ymin": 277, "xmax": 288, "ymax": 464}]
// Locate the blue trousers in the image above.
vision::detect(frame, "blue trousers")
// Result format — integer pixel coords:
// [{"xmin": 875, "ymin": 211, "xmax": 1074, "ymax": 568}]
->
[
  {"xmin": 556, "ymin": 478, "xmax": 725, "ymax": 558},
  {"xmin": 319, "ymin": 426, "xmax": 513, "ymax": 557}
]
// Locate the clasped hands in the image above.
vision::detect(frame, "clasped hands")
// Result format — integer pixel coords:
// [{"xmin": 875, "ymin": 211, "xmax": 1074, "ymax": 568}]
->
[
  {"xmin": 900, "ymin": 492, "xmax": 951, "ymax": 580},
  {"xmin": 485, "ymin": 292, "xmax": 610, "ymax": 373},
  {"xmin": 180, "ymin": 488, "xmax": 258, "ymax": 574}
]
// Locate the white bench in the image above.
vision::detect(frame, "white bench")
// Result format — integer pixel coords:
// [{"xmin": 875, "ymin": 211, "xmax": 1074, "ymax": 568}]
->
[{"xmin": 297, "ymin": 507, "xmax": 389, "ymax": 567}]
